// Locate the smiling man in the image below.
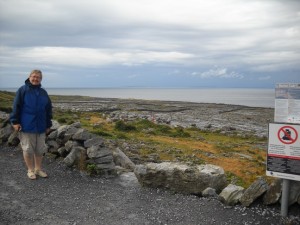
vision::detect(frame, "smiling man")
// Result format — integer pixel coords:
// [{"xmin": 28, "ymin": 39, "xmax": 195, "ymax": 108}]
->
[{"xmin": 10, "ymin": 70, "xmax": 53, "ymax": 180}]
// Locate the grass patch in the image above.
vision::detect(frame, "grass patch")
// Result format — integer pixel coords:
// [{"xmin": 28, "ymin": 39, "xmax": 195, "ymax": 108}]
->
[
  {"xmin": 115, "ymin": 120, "xmax": 137, "ymax": 131},
  {"xmin": 53, "ymin": 109, "xmax": 77, "ymax": 125},
  {"xmin": 0, "ymin": 91, "xmax": 15, "ymax": 113},
  {"xmin": 86, "ymin": 163, "xmax": 99, "ymax": 176}
]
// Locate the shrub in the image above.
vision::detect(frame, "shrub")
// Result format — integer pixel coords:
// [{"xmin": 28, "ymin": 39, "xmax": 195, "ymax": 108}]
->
[
  {"xmin": 171, "ymin": 127, "xmax": 191, "ymax": 138},
  {"xmin": 67, "ymin": 120, "xmax": 75, "ymax": 125},
  {"xmin": 136, "ymin": 119, "xmax": 155, "ymax": 128},
  {"xmin": 0, "ymin": 106, "xmax": 12, "ymax": 113},
  {"xmin": 57, "ymin": 118, "xmax": 67, "ymax": 124},
  {"xmin": 87, "ymin": 164, "xmax": 98, "ymax": 176},
  {"xmin": 114, "ymin": 120, "xmax": 136, "ymax": 132},
  {"xmin": 156, "ymin": 124, "xmax": 172, "ymax": 134}
]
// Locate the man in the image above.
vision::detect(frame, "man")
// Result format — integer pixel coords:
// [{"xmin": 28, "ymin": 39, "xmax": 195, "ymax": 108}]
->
[{"xmin": 10, "ymin": 70, "xmax": 53, "ymax": 180}]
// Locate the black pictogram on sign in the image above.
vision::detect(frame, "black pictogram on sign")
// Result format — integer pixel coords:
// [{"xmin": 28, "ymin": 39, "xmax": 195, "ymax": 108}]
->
[{"xmin": 277, "ymin": 126, "xmax": 298, "ymax": 144}]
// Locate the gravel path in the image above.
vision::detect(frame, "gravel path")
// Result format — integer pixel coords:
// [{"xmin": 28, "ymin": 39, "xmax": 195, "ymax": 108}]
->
[{"xmin": 1, "ymin": 145, "xmax": 299, "ymax": 225}]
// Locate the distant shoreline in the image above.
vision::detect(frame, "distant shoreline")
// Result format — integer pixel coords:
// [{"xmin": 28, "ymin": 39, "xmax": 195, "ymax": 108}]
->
[
  {"xmin": 52, "ymin": 95, "xmax": 273, "ymax": 109},
  {"xmin": 0, "ymin": 87, "xmax": 275, "ymax": 108}
]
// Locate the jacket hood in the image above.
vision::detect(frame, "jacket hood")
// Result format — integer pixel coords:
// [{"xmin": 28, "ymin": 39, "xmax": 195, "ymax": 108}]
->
[{"xmin": 25, "ymin": 78, "xmax": 41, "ymax": 88}]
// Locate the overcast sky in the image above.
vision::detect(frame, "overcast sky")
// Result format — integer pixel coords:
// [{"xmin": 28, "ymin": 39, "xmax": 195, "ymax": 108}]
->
[{"xmin": 0, "ymin": 0, "xmax": 299, "ymax": 88}]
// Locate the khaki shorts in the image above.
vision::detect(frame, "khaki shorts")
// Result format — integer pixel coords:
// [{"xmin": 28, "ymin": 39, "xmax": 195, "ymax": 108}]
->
[{"xmin": 19, "ymin": 132, "xmax": 47, "ymax": 156}]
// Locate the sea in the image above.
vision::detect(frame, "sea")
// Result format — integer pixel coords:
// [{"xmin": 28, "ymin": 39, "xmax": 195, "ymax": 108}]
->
[{"xmin": 1, "ymin": 88, "xmax": 275, "ymax": 108}]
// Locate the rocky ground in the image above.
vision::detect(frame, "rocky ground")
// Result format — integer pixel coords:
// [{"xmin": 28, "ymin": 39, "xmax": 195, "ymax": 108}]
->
[
  {"xmin": 1, "ymin": 145, "xmax": 299, "ymax": 225},
  {"xmin": 52, "ymin": 97, "xmax": 274, "ymax": 137}
]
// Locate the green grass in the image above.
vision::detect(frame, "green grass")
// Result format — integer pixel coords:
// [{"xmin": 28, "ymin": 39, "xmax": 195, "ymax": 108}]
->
[
  {"xmin": 53, "ymin": 109, "xmax": 77, "ymax": 125},
  {"xmin": 0, "ymin": 91, "xmax": 15, "ymax": 113}
]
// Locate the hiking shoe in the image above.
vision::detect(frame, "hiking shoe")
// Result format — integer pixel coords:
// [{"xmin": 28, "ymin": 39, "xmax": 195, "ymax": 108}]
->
[
  {"xmin": 27, "ymin": 170, "xmax": 36, "ymax": 180},
  {"xmin": 34, "ymin": 169, "xmax": 48, "ymax": 178}
]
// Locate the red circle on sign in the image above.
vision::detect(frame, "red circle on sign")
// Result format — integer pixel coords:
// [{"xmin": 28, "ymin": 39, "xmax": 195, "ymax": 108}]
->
[{"xmin": 277, "ymin": 126, "xmax": 298, "ymax": 144}]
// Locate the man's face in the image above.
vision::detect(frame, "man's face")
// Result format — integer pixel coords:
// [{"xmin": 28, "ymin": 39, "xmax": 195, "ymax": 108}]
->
[{"xmin": 29, "ymin": 73, "xmax": 42, "ymax": 85}]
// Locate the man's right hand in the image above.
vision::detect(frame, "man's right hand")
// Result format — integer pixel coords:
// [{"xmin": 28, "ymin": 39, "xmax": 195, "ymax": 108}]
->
[{"xmin": 13, "ymin": 124, "xmax": 21, "ymax": 131}]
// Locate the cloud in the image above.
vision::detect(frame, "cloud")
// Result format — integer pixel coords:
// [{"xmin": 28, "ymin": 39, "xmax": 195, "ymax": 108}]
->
[
  {"xmin": 0, "ymin": 46, "xmax": 193, "ymax": 68},
  {"xmin": 0, "ymin": 0, "xmax": 299, "ymax": 88},
  {"xmin": 259, "ymin": 76, "xmax": 271, "ymax": 81},
  {"xmin": 244, "ymin": 51, "xmax": 300, "ymax": 72},
  {"xmin": 192, "ymin": 67, "xmax": 244, "ymax": 79}
]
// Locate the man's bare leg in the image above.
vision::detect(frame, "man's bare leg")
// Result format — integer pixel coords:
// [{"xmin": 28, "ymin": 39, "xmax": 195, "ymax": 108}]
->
[
  {"xmin": 34, "ymin": 154, "xmax": 48, "ymax": 177},
  {"xmin": 23, "ymin": 152, "xmax": 34, "ymax": 171}
]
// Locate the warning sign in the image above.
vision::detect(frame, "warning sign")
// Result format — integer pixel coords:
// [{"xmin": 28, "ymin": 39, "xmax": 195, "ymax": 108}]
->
[
  {"xmin": 267, "ymin": 123, "xmax": 300, "ymax": 181},
  {"xmin": 277, "ymin": 126, "xmax": 298, "ymax": 145}
]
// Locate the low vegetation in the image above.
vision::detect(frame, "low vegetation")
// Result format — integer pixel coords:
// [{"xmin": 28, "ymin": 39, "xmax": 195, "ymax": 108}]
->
[
  {"xmin": 0, "ymin": 90, "xmax": 269, "ymax": 187},
  {"xmin": 0, "ymin": 91, "xmax": 14, "ymax": 112}
]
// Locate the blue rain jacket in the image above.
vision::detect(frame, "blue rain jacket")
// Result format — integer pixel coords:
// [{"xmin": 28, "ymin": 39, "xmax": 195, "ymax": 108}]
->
[{"xmin": 10, "ymin": 78, "xmax": 53, "ymax": 133}]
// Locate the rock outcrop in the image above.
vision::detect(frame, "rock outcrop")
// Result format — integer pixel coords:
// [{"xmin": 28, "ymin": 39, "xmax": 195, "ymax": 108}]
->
[
  {"xmin": 263, "ymin": 178, "xmax": 282, "ymax": 205},
  {"xmin": 240, "ymin": 177, "xmax": 268, "ymax": 207},
  {"xmin": 219, "ymin": 184, "xmax": 245, "ymax": 206},
  {"xmin": 134, "ymin": 162, "xmax": 227, "ymax": 195}
]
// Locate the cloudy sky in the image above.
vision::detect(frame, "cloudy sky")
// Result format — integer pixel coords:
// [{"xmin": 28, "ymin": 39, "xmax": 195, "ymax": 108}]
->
[{"xmin": 0, "ymin": 0, "xmax": 299, "ymax": 88}]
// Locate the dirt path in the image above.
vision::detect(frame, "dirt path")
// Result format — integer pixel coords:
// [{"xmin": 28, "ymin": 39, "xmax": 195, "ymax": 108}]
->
[{"xmin": 1, "ymin": 145, "xmax": 299, "ymax": 225}]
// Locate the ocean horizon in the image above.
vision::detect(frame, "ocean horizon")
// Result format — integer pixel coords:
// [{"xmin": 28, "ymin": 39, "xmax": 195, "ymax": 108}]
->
[{"xmin": 1, "ymin": 87, "xmax": 275, "ymax": 108}]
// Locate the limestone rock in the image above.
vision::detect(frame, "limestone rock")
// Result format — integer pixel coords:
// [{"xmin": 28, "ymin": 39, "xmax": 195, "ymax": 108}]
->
[
  {"xmin": 56, "ymin": 125, "xmax": 69, "ymax": 138},
  {"xmin": 47, "ymin": 129, "xmax": 58, "ymax": 140},
  {"xmin": 87, "ymin": 146, "xmax": 111, "ymax": 159},
  {"xmin": 65, "ymin": 140, "xmax": 81, "ymax": 152},
  {"xmin": 96, "ymin": 162, "xmax": 115, "ymax": 170},
  {"xmin": 7, "ymin": 131, "xmax": 20, "ymax": 146},
  {"xmin": 219, "ymin": 184, "xmax": 244, "ymax": 206},
  {"xmin": 113, "ymin": 147, "xmax": 135, "ymax": 171},
  {"xmin": 84, "ymin": 137, "xmax": 104, "ymax": 148},
  {"xmin": 240, "ymin": 177, "xmax": 268, "ymax": 207},
  {"xmin": 57, "ymin": 146, "xmax": 68, "ymax": 157},
  {"xmin": 0, "ymin": 124, "xmax": 14, "ymax": 143},
  {"xmin": 95, "ymin": 162, "xmax": 116, "ymax": 177},
  {"xmin": 289, "ymin": 180, "xmax": 300, "ymax": 206},
  {"xmin": 93, "ymin": 155, "xmax": 113, "ymax": 164},
  {"xmin": 134, "ymin": 162, "xmax": 227, "ymax": 195},
  {"xmin": 0, "ymin": 117, "xmax": 10, "ymax": 128},
  {"xmin": 72, "ymin": 128, "xmax": 93, "ymax": 141},
  {"xmin": 64, "ymin": 146, "xmax": 86, "ymax": 167},
  {"xmin": 57, "ymin": 124, "xmax": 79, "ymax": 143},
  {"xmin": 263, "ymin": 178, "xmax": 282, "ymax": 205},
  {"xmin": 70, "ymin": 121, "xmax": 81, "ymax": 128},
  {"xmin": 50, "ymin": 120, "xmax": 61, "ymax": 130},
  {"xmin": 47, "ymin": 139, "xmax": 60, "ymax": 154},
  {"xmin": 64, "ymin": 126, "xmax": 80, "ymax": 142},
  {"xmin": 85, "ymin": 144, "xmax": 116, "ymax": 176},
  {"xmin": 202, "ymin": 187, "xmax": 218, "ymax": 198}
]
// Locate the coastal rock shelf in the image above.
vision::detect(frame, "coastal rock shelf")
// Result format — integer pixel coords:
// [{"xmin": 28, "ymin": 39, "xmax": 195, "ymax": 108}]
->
[{"xmin": 52, "ymin": 97, "xmax": 274, "ymax": 137}]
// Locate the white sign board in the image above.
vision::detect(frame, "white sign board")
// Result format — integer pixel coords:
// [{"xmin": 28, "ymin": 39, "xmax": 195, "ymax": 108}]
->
[
  {"xmin": 275, "ymin": 83, "xmax": 300, "ymax": 124},
  {"xmin": 266, "ymin": 123, "xmax": 300, "ymax": 181}
]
